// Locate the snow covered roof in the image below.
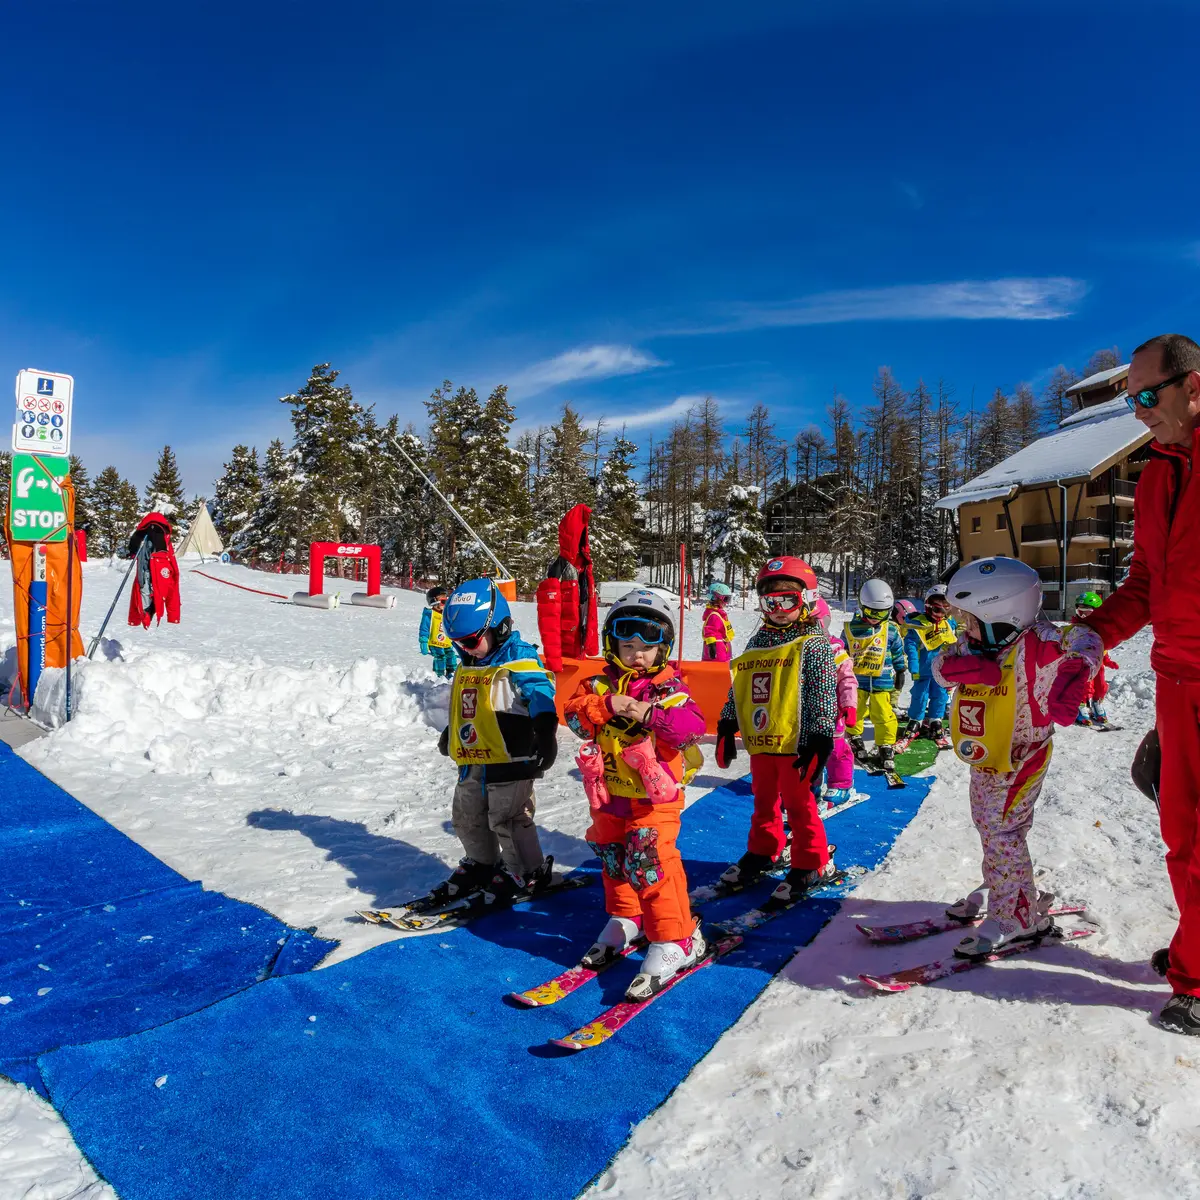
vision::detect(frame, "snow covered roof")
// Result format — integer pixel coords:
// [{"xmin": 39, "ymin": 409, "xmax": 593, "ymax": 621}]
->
[
  {"xmin": 936, "ymin": 400, "xmax": 1150, "ymax": 511},
  {"xmin": 1066, "ymin": 363, "xmax": 1129, "ymax": 395}
]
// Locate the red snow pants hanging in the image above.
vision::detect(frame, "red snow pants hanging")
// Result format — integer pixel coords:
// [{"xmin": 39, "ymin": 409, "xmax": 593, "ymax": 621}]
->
[
  {"xmin": 1156, "ymin": 677, "xmax": 1200, "ymax": 997},
  {"xmin": 746, "ymin": 754, "xmax": 830, "ymax": 870}
]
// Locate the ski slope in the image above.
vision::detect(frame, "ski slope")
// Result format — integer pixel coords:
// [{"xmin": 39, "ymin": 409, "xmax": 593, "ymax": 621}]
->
[{"xmin": 0, "ymin": 560, "xmax": 1192, "ymax": 1200}]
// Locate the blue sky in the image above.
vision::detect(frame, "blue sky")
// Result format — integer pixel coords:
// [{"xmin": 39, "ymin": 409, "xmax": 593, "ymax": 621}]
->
[{"xmin": 4, "ymin": 0, "xmax": 1199, "ymax": 494}]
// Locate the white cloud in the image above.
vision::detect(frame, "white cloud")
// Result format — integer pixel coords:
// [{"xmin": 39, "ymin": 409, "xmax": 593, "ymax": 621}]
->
[
  {"xmin": 509, "ymin": 344, "xmax": 665, "ymax": 393},
  {"xmin": 579, "ymin": 394, "xmax": 700, "ymax": 432},
  {"xmin": 669, "ymin": 277, "xmax": 1087, "ymax": 335}
]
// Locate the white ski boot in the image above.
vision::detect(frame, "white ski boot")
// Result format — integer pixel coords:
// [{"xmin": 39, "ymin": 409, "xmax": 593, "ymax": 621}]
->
[
  {"xmin": 625, "ymin": 924, "xmax": 707, "ymax": 1001},
  {"xmin": 953, "ymin": 893, "xmax": 1055, "ymax": 960},
  {"xmin": 945, "ymin": 887, "xmax": 988, "ymax": 923},
  {"xmin": 581, "ymin": 915, "xmax": 643, "ymax": 969}
]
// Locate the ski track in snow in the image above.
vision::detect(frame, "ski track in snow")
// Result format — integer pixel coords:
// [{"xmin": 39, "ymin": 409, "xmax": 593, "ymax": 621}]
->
[{"xmin": 2, "ymin": 562, "xmax": 1197, "ymax": 1200}]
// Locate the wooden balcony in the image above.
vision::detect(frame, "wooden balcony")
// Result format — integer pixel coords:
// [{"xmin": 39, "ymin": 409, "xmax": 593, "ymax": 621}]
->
[
  {"xmin": 1021, "ymin": 518, "xmax": 1133, "ymax": 546},
  {"xmin": 1085, "ymin": 476, "xmax": 1137, "ymax": 504}
]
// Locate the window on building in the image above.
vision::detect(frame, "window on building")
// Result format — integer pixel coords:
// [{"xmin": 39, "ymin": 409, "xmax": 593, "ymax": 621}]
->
[
  {"xmin": 996, "ymin": 513, "xmax": 1007, "ymax": 531},
  {"xmin": 971, "ymin": 516, "xmax": 982, "ymax": 533}
]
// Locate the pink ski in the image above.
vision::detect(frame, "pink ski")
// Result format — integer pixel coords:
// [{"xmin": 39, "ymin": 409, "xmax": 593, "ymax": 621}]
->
[
  {"xmin": 859, "ymin": 926, "xmax": 1095, "ymax": 992},
  {"xmin": 856, "ymin": 903, "xmax": 1087, "ymax": 945},
  {"xmin": 549, "ymin": 933, "xmax": 743, "ymax": 1050},
  {"xmin": 507, "ymin": 941, "xmax": 644, "ymax": 1008}
]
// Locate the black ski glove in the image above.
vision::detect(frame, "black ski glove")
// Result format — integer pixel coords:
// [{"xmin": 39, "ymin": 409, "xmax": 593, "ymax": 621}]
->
[
  {"xmin": 438, "ymin": 726, "xmax": 450, "ymax": 757},
  {"xmin": 793, "ymin": 733, "xmax": 834, "ymax": 784},
  {"xmin": 715, "ymin": 718, "xmax": 739, "ymax": 768},
  {"xmin": 532, "ymin": 711, "xmax": 560, "ymax": 774},
  {"xmin": 893, "ymin": 670, "xmax": 907, "ymax": 695}
]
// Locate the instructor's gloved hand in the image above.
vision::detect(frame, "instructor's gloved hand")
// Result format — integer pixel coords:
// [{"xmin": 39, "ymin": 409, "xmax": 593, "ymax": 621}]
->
[
  {"xmin": 715, "ymin": 719, "xmax": 739, "ymax": 768},
  {"xmin": 893, "ymin": 670, "xmax": 907, "ymax": 695},
  {"xmin": 438, "ymin": 726, "xmax": 450, "ymax": 757},
  {"xmin": 938, "ymin": 653, "xmax": 1002, "ymax": 687},
  {"xmin": 1048, "ymin": 657, "xmax": 1092, "ymax": 726},
  {"xmin": 532, "ymin": 712, "xmax": 560, "ymax": 774},
  {"xmin": 793, "ymin": 733, "xmax": 834, "ymax": 784}
]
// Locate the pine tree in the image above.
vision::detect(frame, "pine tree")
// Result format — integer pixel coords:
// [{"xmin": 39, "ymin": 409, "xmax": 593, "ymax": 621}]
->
[
  {"xmin": 425, "ymin": 380, "xmax": 485, "ymax": 578},
  {"xmin": 235, "ymin": 439, "xmax": 305, "ymax": 563},
  {"xmin": 0, "ymin": 450, "xmax": 10, "ymax": 545},
  {"xmin": 529, "ymin": 405, "xmax": 595, "ymax": 574},
  {"xmin": 373, "ymin": 423, "xmax": 443, "ymax": 581},
  {"xmin": 1011, "ymin": 383, "xmax": 1040, "ymax": 449},
  {"xmin": 68, "ymin": 455, "xmax": 93, "ymax": 530},
  {"xmin": 1040, "ymin": 365, "xmax": 1080, "ymax": 428},
  {"xmin": 144, "ymin": 445, "xmax": 186, "ymax": 516},
  {"xmin": 1084, "ymin": 346, "xmax": 1122, "ymax": 376},
  {"xmin": 90, "ymin": 466, "xmax": 141, "ymax": 556},
  {"xmin": 709, "ymin": 466, "xmax": 770, "ymax": 590},
  {"xmin": 212, "ymin": 445, "xmax": 261, "ymax": 542},
  {"xmin": 281, "ymin": 363, "xmax": 365, "ymax": 545},
  {"xmin": 592, "ymin": 433, "xmax": 641, "ymax": 580}
]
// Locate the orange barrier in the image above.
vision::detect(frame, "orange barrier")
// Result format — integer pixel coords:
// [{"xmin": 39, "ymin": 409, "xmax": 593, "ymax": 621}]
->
[
  {"xmin": 495, "ymin": 578, "xmax": 517, "ymax": 603},
  {"xmin": 553, "ymin": 656, "xmax": 732, "ymax": 734}
]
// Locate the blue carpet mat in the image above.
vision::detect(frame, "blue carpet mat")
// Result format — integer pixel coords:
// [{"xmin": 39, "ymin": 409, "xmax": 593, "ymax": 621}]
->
[
  {"xmin": 40, "ymin": 770, "xmax": 930, "ymax": 1200},
  {"xmin": 0, "ymin": 741, "xmax": 336, "ymax": 1093}
]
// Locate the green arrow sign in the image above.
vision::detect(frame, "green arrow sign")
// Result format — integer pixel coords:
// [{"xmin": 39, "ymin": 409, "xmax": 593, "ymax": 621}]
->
[{"xmin": 8, "ymin": 453, "xmax": 70, "ymax": 543}]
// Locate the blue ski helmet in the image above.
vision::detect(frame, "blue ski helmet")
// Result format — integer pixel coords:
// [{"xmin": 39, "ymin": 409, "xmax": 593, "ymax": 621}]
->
[
  {"xmin": 707, "ymin": 581, "xmax": 733, "ymax": 602},
  {"xmin": 443, "ymin": 578, "xmax": 512, "ymax": 643}
]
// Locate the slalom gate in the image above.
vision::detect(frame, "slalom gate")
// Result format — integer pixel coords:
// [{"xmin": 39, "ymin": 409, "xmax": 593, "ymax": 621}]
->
[{"xmin": 23, "ymin": 766, "xmax": 931, "ymax": 1200}]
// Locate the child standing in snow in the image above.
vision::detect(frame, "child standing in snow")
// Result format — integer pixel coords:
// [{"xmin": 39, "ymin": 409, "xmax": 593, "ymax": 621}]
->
[
  {"xmin": 564, "ymin": 589, "xmax": 707, "ymax": 999},
  {"xmin": 933, "ymin": 557, "xmax": 1102, "ymax": 958},
  {"xmin": 434, "ymin": 578, "xmax": 560, "ymax": 904},
  {"xmin": 844, "ymin": 579, "xmax": 908, "ymax": 773},
  {"xmin": 902, "ymin": 584, "xmax": 958, "ymax": 747},
  {"xmin": 419, "ymin": 586, "xmax": 457, "ymax": 680},
  {"xmin": 1072, "ymin": 591, "xmax": 1118, "ymax": 726},
  {"xmin": 812, "ymin": 597, "xmax": 858, "ymax": 809},
  {"xmin": 701, "ymin": 582, "xmax": 735, "ymax": 661},
  {"xmin": 713, "ymin": 557, "xmax": 840, "ymax": 901}
]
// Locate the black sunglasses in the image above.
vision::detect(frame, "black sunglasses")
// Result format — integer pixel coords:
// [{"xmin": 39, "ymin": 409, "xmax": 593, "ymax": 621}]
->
[{"xmin": 1126, "ymin": 371, "xmax": 1192, "ymax": 412}]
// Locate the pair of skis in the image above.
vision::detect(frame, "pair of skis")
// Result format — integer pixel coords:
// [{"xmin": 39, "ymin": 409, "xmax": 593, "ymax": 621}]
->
[{"xmin": 855, "ymin": 903, "xmax": 1093, "ymax": 991}]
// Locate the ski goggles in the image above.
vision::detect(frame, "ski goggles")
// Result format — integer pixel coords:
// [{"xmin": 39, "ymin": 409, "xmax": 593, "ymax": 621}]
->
[
  {"xmin": 758, "ymin": 590, "xmax": 809, "ymax": 615},
  {"xmin": 610, "ymin": 616, "xmax": 669, "ymax": 645},
  {"xmin": 861, "ymin": 605, "xmax": 890, "ymax": 622},
  {"xmin": 925, "ymin": 599, "xmax": 950, "ymax": 617},
  {"xmin": 1126, "ymin": 371, "xmax": 1191, "ymax": 412},
  {"xmin": 450, "ymin": 628, "xmax": 490, "ymax": 651}
]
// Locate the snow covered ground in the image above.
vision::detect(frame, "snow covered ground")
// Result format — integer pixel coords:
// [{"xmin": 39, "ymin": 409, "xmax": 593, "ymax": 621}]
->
[{"xmin": 0, "ymin": 560, "xmax": 1193, "ymax": 1200}]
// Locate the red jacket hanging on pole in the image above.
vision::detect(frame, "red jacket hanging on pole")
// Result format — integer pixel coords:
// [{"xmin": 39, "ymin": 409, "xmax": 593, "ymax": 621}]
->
[
  {"xmin": 128, "ymin": 513, "xmax": 181, "ymax": 628},
  {"xmin": 536, "ymin": 504, "xmax": 599, "ymax": 671}
]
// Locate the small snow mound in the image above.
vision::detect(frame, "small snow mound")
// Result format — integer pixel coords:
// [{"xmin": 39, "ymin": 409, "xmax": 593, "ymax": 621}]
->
[{"xmin": 1108, "ymin": 668, "xmax": 1156, "ymax": 709}]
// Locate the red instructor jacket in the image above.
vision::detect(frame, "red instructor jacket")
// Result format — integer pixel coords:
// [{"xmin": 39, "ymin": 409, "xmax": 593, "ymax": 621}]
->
[{"xmin": 1087, "ymin": 424, "xmax": 1200, "ymax": 681}]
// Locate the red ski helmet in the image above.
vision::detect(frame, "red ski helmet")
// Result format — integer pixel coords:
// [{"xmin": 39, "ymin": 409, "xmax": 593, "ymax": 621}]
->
[{"xmin": 756, "ymin": 556, "xmax": 819, "ymax": 598}]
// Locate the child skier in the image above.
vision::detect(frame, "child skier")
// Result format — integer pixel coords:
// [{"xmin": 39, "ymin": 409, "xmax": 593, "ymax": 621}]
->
[
  {"xmin": 902, "ymin": 584, "xmax": 958, "ymax": 748},
  {"xmin": 419, "ymin": 585, "xmax": 457, "ymax": 680},
  {"xmin": 701, "ymin": 581, "xmax": 735, "ymax": 661},
  {"xmin": 564, "ymin": 589, "xmax": 707, "ymax": 999},
  {"xmin": 812, "ymin": 596, "xmax": 858, "ymax": 809},
  {"xmin": 844, "ymin": 579, "xmax": 907, "ymax": 773},
  {"xmin": 713, "ymin": 557, "xmax": 840, "ymax": 901},
  {"xmin": 1073, "ymin": 591, "xmax": 1118, "ymax": 727},
  {"xmin": 434, "ymin": 578, "xmax": 560, "ymax": 904},
  {"xmin": 934, "ymin": 557, "xmax": 1102, "ymax": 958}
]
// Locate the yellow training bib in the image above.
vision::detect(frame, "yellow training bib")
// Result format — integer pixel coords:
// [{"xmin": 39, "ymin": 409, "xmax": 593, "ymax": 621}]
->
[
  {"xmin": 448, "ymin": 658, "xmax": 549, "ymax": 766},
  {"xmin": 915, "ymin": 618, "xmax": 957, "ymax": 652},
  {"xmin": 428, "ymin": 608, "xmax": 452, "ymax": 649},
  {"xmin": 703, "ymin": 607, "xmax": 735, "ymax": 645},
  {"xmin": 950, "ymin": 656, "xmax": 1018, "ymax": 774},
  {"xmin": 590, "ymin": 674, "xmax": 690, "ymax": 799},
  {"xmin": 846, "ymin": 621, "xmax": 889, "ymax": 677},
  {"xmin": 731, "ymin": 636, "xmax": 809, "ymax": 755}
]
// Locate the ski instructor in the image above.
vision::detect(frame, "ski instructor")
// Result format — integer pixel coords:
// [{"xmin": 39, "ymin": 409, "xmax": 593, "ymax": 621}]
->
[{"xmin": 1084, "ymin": 333, "xmax": 1200, "ymax": 1036}]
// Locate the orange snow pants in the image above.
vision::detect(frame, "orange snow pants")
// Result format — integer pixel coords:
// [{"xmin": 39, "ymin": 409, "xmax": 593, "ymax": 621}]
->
[
  {"xmin": 587, "ymin": 802, "xmax": 692, "ymax": 943},
  {"xmin": 1156, "ymin": 677, "xmax": 1200, "ymax": 997}
]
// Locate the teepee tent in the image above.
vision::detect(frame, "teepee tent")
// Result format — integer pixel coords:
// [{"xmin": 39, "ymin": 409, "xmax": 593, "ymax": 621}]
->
[{"xmin": 176, "ymin": 503, "xmax": 225, "ymax": 559}]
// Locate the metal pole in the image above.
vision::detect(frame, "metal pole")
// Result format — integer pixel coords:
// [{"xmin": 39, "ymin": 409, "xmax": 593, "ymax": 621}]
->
[
  {"xmin": 677, "ymin": 542, "xmax": 686, "ymax": 670},
  {"xmin": 1058, "ymin": 482, "xmax": 1069, "ymax": 618},
  {"xmin": 87, "ymin": 556, "xmax": 137, "ymax": 659},
  {"xmin": 388, "ymin": 435, "xmax": 510, "ymax": 579},
  {"xmin": 65, "ymin": 526, "xmax": 74, "ymax": 722}
]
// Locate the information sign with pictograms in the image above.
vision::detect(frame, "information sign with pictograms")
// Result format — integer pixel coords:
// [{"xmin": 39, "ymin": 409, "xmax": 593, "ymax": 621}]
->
[{"xmin": 12, "ymin": 369, "xmax": 73, "ymax": 456}]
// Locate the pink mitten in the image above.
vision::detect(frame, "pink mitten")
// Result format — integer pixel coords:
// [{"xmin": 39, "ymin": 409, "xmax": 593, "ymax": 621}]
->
[
  {"xmin": 1048, "ymin": 658, "xmax": 1092, "ymax": 726},
  {"xmin": 621, "ymin": 740, "xmax": 679, "ymax": 805},
  {"xmin": 576, "ymin": 742, "xmax": 610, "ymax": 811},
  {"xmin": 938, "ymin": 653, "xmax": 1002, "ymax": 687}
]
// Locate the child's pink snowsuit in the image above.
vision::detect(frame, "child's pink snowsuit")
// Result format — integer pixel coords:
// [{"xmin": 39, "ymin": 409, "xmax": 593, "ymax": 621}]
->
[
  {"xmin": 701, "ymin": 604, "xmax": 733, "ymax": 662},
  {"xmin": 825, "ymin": 632, "xmax": 858, "ymax": 789}
]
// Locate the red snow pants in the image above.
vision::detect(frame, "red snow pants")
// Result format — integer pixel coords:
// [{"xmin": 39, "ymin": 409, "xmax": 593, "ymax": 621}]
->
[
  {"xmin": 746, "ymin": 754, "xmax": 830, "ymax": 871},
  {"xmin": 1156, "ymin": 677, "xmax": 1200, "ymax": 996}
]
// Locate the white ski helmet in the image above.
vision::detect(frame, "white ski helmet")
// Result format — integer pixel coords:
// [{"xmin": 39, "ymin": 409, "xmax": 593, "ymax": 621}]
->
[
  {"xmin": 859, "ymin": 578, "xmax": 894, "ymax": 614},
  {"xmin": 603, "ymin": 588, "xmax": 676, "ymax": 663},
  {"xmin": 924, "ymin": 583, "xmax": 950, "ymax": 605},
  {"xmin": 947, "ymin": 557, "xmax": 1042, "ymax": 649}
]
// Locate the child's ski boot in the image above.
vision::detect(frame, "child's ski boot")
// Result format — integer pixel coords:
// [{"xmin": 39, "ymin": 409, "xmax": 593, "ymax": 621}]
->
[
  {"xmin": 576, "ymin": 741, "xmax": 610, "ymax": 811},
  {"xmin": 621, "ymin": 740, "xmax": 679, "ymax": 805},
  {"xmin": 849, "ymin": 734, "xmax": 870, "ymax": 763},
  {"xmin": 418, "ymin": 856, "xmax": 498, "ymax": 911},
  {"xmin": 485, "ymin": 857, "xmax": 554, "ymax": 904},
  {"xmin": 1075, "ymin": 704, "xmax": 1092, "ymax": 727},
  {"xmin": 926, "ymin": 718, "xmax": 952, "ymax": 750},
  {"xmin": 770, "ymin": 858, "xmax": 839, "ymax": 903},
  {"xmin": 581, "ymin": 914, "xmax": 643, "ymax": 969},
  {"xmin": 718, "ymin": 851, "xmax": 774, "ymax": 889},
  {"xmin": 625, "ymin": 922, "xmax": 707, "ymax": 1000},
  {"xmin": 876, "ymin": 744, "xmax": 897, "ymax": 775}
]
